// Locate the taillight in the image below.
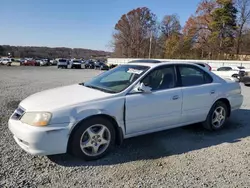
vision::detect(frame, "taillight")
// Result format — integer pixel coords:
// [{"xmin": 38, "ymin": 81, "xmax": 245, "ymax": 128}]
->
[{"xmin": 206, "ymin": 64, "xmax": 212, "ymax": 71}]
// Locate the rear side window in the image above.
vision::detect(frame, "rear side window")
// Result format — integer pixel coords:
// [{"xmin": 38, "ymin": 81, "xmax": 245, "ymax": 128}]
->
[{"xmin": 179, "ymin": 65, "xmax": 213, "ymax": 87}]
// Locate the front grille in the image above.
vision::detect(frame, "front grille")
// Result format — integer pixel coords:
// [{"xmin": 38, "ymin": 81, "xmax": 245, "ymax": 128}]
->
[{"xmin": 11, "ymin": 106, "xmax": 25, "ymax": 120}]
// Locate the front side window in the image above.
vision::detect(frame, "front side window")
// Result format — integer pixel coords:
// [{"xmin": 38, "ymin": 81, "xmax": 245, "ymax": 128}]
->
[
  {"xmin": 141, "ymin": 66, "xmax": 176, "ymax": 91},
  {"xmin": 179, "ymin": 65, "xmax": 213, "ymax": 87},
  {"xmin": 83, "ymin": 65, "xmax": 149, "ymax": 93}
]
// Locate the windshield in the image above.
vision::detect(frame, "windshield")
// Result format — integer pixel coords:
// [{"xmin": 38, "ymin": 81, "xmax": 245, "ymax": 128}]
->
[
  {"xmin": 83, "ymin": 65, "xmax": 150, "ymax": 93},
  {"xmin": 73, "ymin": 60, "xmax": 81, "ymax": 63}
]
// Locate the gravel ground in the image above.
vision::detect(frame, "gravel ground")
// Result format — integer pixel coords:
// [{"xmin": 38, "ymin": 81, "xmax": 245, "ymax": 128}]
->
[{"xmin": 1, "ymin": 66, "xmax": 250, "ymax": 188}]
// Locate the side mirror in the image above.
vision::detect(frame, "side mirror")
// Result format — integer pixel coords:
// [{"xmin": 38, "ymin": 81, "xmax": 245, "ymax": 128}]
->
[{"xmin": 133, "ymin": 82, "xmax": 152, "ymax": 93}]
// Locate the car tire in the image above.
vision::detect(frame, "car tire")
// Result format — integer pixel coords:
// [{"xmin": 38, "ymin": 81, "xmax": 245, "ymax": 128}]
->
[
  {"xmin": 69, "ymin": 117, "xmax": 116, "ymax": 161},
  {"xmin": 202, "ymin": 101, "xmax": 228, "ymax": 131}
]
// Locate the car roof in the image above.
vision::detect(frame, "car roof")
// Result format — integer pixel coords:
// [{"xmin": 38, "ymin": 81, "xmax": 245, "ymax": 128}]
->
[{"xmin": 127, "ymin": 60, "xmax": 203, "ymax": 68}]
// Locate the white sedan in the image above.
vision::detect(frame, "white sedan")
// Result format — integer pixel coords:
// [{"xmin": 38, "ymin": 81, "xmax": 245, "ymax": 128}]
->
[
  {"xmin": 212, "ymin": 66, "xmax": 247, "ymax": 81},
  {"xmin": 8, "ymin": 60, "xmax": 243, "ymax": 160}
]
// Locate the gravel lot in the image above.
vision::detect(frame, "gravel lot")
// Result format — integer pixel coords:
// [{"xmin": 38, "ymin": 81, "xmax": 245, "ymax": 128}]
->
[{"xmin": 1, "ymin": 66, "xmax": 250, "ymax": 188}]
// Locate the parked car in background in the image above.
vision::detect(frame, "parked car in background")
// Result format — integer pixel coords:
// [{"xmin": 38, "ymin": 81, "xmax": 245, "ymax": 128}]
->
[
  {"xmin": 238, "ymin": 68, "xmax": 250, "ymax": 86},
  {"xmin": 212, "ymin": 66, "xmax": 246, "ymax": 81},
  {"xmin": 8, "ymin": 60, "xmax": 243, "ymax": 161},
  {"xmin": 41, "ymin": 59, "xmax": 50, "ymax": 66},
  {"xmin": 35, "ymin": 59, "xmax": 48, "ymax": 66},
  {"xmin": 94, "ymin": 61, "xmax": 109, "ymax": 70},
  {"xmin": 57, "ymin": 59, "xmax": 69, "ymax": 69},
  {"xmin": 70, "ymin": 59, "xmax": 84, "ymax": 69},
  {"xmin": 84, "ymin": 60, "xmax": 95, "ymax": 69},
  {"xmin": 50, "ymin": 59, "xmax": 57, "ymax": 66},
  {"xmin": 0, "ymin": 58, "xmax": 13, "ymax": 66},
  {"xmin": 22, "ymin": 59, "xmax": 38, "ymax": 66}
]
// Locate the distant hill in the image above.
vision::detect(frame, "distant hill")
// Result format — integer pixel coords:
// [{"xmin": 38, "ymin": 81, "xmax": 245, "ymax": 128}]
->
[{"xmin": 0, "ymin": 45, "xmax": 111, "ymax": 59}]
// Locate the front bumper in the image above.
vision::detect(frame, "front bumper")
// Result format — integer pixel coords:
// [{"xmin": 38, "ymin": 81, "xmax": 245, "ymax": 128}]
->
[{"xmin": 8, "ymin": 119, "xmax": 70, "ymax": 156}]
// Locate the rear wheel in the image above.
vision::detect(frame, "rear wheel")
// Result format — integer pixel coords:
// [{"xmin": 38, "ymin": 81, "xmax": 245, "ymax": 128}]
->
[
  {"xmin": 69, "ymin": 117, "xmax": 116, "ymax": 161},
  {"xmin": 202, "ymin": 101, "xmax": 228, "ymax": 130}
]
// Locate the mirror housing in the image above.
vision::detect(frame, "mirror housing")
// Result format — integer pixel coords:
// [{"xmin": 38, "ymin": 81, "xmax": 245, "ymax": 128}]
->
[{"xmin": 133, "ymin": 82, "xmax": 152, "ymax": 93}]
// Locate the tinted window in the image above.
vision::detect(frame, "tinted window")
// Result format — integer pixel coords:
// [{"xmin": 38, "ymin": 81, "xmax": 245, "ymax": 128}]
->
[
  {"xmin": 179, "ymin": 65, "xmax": 212, "ymax": 87},
  {"xmin": 196, "ymin": 63, "xmax": 205, "ymax": 67},
  {"xmin": 141, "ymin": 66, "xmax": 176, "ymax": 91},
  {"xmin": 237, "ymin": 66, "xmax": 245, "ymax": 69},
  {"xmin": 217, "ymin": 67, "xmax": 232, "ymax": 71}
]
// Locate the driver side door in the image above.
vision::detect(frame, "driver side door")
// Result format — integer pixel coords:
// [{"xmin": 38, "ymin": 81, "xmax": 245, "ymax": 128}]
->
[{"xmin": 125, "ymin": 65, "xmax": 183, "ymax": 135}]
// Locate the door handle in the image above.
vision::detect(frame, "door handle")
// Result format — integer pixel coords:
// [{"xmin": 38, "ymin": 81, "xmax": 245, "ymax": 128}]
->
[
  {"xmin": 210, "ymin": 90, "xmax": 215, "ymax": 94},
  {"xmin": 172, "ymin": 95, "xmax": 179, "ymax": 100}
]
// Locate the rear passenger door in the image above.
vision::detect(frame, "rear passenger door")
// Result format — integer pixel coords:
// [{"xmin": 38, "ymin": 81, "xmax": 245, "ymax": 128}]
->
[{"xmin": 177, "ymin": 65, "xmax": 218, "ymax": 124}]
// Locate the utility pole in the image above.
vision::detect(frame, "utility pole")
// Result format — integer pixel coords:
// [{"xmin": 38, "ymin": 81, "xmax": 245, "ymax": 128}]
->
[{"xmin": 148, "ymin": 31, "xmax": 153, "ymax": 59}]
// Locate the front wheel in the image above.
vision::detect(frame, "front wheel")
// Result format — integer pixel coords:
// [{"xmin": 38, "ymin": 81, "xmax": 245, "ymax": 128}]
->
[
  {"xmin": 69, "ymin": 117, "xmax": 116, "ymax": 161},
  {"xmin": 202, "ymin": 101, "xmax": 228, "ymax": 131}
]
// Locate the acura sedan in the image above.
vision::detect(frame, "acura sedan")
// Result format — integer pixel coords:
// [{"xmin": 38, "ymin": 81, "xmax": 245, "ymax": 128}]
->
[{"xmin": 8, "ymin": 60, "xmax": 243, "ymax": 160}]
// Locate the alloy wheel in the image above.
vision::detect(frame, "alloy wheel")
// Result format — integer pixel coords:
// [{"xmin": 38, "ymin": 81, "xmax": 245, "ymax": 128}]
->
[
  {"xmin": 212, "ymin": 106, "xmax": 226, "ymax": 128},
  {"xmin": 80, "ymin": 124, "xmax": 111, "ymax": 156}
]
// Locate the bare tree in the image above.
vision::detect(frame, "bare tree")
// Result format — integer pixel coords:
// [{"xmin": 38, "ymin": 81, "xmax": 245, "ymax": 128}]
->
[
  {"xmin": 113, "ymin": 7, "xmax": 157, "ymax": 58},
  {"xmin": 161, "ymin": 14, "xmax": 181, "ymax": 37}
]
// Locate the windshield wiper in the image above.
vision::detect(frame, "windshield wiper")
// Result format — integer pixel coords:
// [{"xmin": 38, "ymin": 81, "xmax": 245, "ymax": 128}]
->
[{"xmin": 83, "ymin": 84, "xmax": 116, "ymax": 94}]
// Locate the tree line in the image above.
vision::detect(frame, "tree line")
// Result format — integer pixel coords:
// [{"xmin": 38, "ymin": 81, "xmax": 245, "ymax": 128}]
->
[
  {"xmin": 112, "ymin": 0, "xmax": 250, "ymax": 60},
  {"xmin": 0, "ymin": 45, "xmax": 110, "ymax": 59}
]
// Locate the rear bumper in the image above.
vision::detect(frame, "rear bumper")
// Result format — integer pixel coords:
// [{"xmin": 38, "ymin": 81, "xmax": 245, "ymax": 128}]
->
[
  {"xmin": 229, "ymin": 94, "xmax": 244, "ymax": 111},
  {"xmin": 8, "ymin": 119, "xmax": 69, "ymax": 155},
  {"xmin": 72, "ymin": 64, "xmax": 82, "ymax": 68}
]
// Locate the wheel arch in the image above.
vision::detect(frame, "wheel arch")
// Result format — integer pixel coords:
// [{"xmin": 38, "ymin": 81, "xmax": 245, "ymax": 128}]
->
[
  {"xmin": 214, "ymin": 98, "xmax": 231, "ymax": 117},
  {"xmin": 67, "ymin": 114, "xmax": 124, "ymax": 153}
]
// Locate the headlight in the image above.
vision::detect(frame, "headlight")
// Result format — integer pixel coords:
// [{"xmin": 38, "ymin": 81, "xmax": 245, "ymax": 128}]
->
[{"xmin": 20, "ymin": 112, "xmax": 52, "ymax": 126}]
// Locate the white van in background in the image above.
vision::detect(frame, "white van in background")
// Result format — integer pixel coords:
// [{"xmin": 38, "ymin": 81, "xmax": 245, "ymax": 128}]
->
[
  {"xmin": 0, "ymin": 58, "xmax": 13, "ymax": 66},
  {"xmin": 57, "ymin": 59, "xmax": 69, "ymax": 69}
]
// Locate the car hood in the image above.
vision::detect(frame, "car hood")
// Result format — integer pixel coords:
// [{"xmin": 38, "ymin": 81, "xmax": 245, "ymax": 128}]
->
[{"xmin": 19, "ymin": 84, "xmax": 113, "ymax": 111}]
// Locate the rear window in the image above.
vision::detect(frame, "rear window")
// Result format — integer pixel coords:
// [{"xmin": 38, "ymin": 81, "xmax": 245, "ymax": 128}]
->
[
  {"xmin": 217, "ymin": 67, "xmax": 232, "ymax": 71},
  {"xmin": 58, "ymin": 59, "xmax": 67, "ymax": 62},
  {"xmin": 237, "ymin": 66, "xmax": 245, "ymax": 69},
  {"xmin": 196, "ymin": 63, "xmax": 205, "ymax": 67},
  {"xmin": 73, "ymin": 60, "xmax": 81, "ymax": 63}
]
